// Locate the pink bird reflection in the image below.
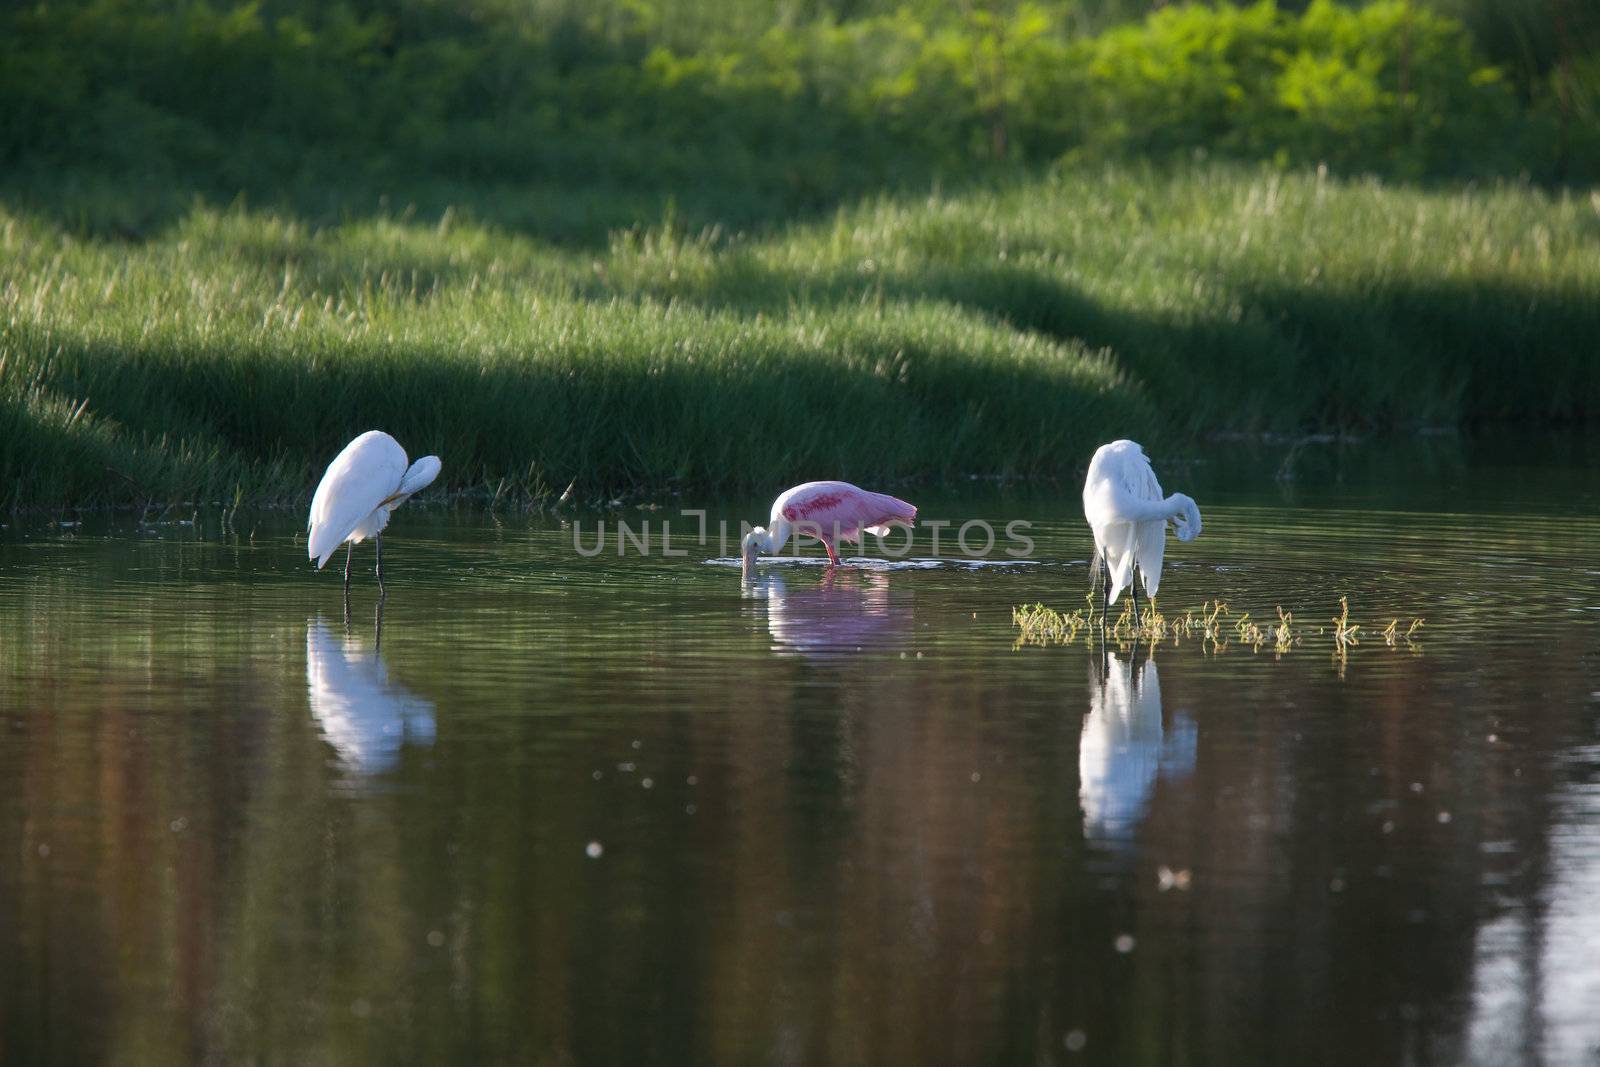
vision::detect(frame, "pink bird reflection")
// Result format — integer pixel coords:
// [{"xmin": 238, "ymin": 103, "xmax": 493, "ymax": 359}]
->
[{"xmin": 745, "ymin": 570, "xmax": 912, "ymax": 659}]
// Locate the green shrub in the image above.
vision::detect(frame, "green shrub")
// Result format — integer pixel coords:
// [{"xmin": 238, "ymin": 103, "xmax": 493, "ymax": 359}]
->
[{"xmin": 1, "ymin": 0, "xmax": 1593, "ymax": 243}]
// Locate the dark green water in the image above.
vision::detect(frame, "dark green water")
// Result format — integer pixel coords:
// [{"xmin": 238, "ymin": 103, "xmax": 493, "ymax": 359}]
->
[{"xmin": 2, "ymin": 437, "xmax": 1599, "ymax": 1066}]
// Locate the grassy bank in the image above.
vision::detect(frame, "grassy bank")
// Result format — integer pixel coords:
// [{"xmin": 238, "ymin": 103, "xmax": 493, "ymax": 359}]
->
[{"xmin": 2, "ymin": 163, "xmax": 1597, "ymax": 509}]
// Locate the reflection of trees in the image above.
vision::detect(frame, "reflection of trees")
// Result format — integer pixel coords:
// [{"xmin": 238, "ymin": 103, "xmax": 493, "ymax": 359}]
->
[
  {"xmin": 0, "ymin": 562, "xmax": 1597, "ymax": 1064},
  {"xmin": 0, "ymin": 587, "xmax": 299, "ymax": 1065}
]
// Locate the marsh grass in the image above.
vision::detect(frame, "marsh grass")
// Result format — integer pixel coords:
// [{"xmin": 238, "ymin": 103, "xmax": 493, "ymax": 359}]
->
[
  {"xmin": 1014, "ymin": 594, "xmax": 1425, "ymax": 661},
  {"xmin": 1383, "ymin": 617, "xmax": 1427, "ymax": 647},
  {"xmin": 3, "ymin": 164, "xmax": 1598, "ymax": 509}
]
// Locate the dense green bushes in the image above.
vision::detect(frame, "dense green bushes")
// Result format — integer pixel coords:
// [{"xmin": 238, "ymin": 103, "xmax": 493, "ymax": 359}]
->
[{"xmin": 1, "ymin": 1, "xmax": 1594, "ymax": 238}]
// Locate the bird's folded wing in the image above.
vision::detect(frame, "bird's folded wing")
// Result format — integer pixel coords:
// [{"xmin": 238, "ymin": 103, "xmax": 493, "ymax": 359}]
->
[
  {"xmin": 1133, "ymin": 518, "xmax": 1167, "ymax": 597},
  {"xmin": 308, "ymin": 437, "xmax": 408, "ymax": 566}
]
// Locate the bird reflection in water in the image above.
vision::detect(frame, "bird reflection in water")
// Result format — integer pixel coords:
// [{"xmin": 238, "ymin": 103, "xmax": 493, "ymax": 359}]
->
[
  {"xmin": 1080, "ymin": 646, "xmax": 1197, "ymax": 846},
  {"xmin": 305, "ymin": 610, "xmax": 436, "ymax": 775},
  {"xmin": 744, "ymin": 569, "xmax": 910, "ymax": 659}
]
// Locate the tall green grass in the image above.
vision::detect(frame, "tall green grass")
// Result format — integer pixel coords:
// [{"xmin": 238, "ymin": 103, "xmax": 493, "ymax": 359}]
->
[{"xmin": 2, "ymin": 163, "xmax": 1596, "ymax": 509}]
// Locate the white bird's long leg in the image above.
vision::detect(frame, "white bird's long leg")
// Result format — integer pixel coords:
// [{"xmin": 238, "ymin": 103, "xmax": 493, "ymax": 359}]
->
[
  {"xmin": 1098, "ymin": 548, "xmax": 1110, "ymax": 671},
  {"xmin": 1130, "ymin": 564, "xmax": 1140, "ymax": 628},
  {"xmin": 1100, "ymin": 549, "xmax": 1110, "ymax": 631},
  {"xmin": 343, "ymin": 541, "xmax": 354, "ymax": 594},
  {"xmin": 375, "ymin": 533, "xmax": 386, "ymax": 599}
]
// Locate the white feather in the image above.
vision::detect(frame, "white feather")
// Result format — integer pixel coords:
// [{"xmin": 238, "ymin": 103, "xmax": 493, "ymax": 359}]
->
[
  {"xmin": 307, "ymin": 430, "xmax": 439, "ymax": 569},
  {"xmin": 306, "ymin": 621, "xmax": 436, "ymax": 774},
  {"xmin": 398, "ymin": 455, "xmax": 442, "ymax": 498},
  {"xmin": 1082, "ymin": 440, "xmax": 1203, "ymax": 602},
  {"xmin": 1080, "ymin": 654, "xmax": 1196, "ymax": 843}
]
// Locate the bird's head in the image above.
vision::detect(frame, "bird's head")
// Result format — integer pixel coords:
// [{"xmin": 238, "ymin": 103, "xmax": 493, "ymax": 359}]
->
[
  {"xmin": 1169, "ymin": 493, "xmax": 1202, "ymax": 542},
  {"xmin": 741, "ymin": 528, "xmax": 768, "ymax": 579}
]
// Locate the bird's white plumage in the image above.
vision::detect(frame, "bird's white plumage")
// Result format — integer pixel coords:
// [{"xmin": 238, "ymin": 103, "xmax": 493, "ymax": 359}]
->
[
  {"xmin": 308, "ymin": 430, "xmax": 441, "ymax": 568},
  {"xmin": 306, "ymin": 621, "xmax": 436, "ymax": 774},
  {"xmin": 1079, "ymin": 654, "xmax": 1196, "ymax": 844},
  {"xmin": 1082, "ymin": 440, "xmax": 1201, "ymax": 602},
  {"xmin": 397, "ymin": 455, "xmax": 442, "ymax": 497}
]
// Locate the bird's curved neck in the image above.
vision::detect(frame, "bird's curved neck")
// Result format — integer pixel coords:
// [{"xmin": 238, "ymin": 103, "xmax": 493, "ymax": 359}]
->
[
  {"xmin": 742, "ymin": 523, "xmax": 790, "ymax": 574},
  {"xmin": 760, "ymin": 521, "xmax": 791, "ymax": 556},
  {"xmin": 1104, "ymin": 491, "xmax": 1188, "ymax": 524}
]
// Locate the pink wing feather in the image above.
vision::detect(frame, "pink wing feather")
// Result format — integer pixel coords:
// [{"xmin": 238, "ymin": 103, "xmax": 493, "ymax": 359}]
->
[{"xmin": 777, "ymin": 481, "xmax": 916, "ymax": 543}]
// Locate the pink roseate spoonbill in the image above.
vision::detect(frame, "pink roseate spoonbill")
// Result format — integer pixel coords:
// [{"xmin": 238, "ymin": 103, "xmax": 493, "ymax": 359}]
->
[
  {"xmin": 308, "ymin": 430, "xmax": 441, "ymax": 597},
  {"xmin": 1082, "ymin": 440, "xmax": 1201, "ymax": 622},
  {"xmin": 741, "ymin": 481, "xmax": 917, "ymax": 578}
]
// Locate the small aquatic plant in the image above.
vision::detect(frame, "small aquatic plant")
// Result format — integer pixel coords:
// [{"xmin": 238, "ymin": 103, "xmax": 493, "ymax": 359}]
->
[
  {"xmin": 1332, "ymin": 595, "xmax": 1360, "ymax": 649},
  {"xmin": 1273, "ymin": 607, "xmax": 1297, "ymax": 655},
  {"xmin": 1012, "ymin": 602, "xmax": 1091, "ymax": 647},
  {"xmin": 1198, "ymin": 600, "xmax": 1230, "ymax": 646},
  {"xmin": 1013, "ymin": 594, "xmax": 1425, "ymax": 669},
  {"xmin": 1382, "ymin": 616, "xmax": 1426, "ymax": 650},
  {"xmin": 1015, "ymin": 596, "xmax": 1209, "ymax": 650}
]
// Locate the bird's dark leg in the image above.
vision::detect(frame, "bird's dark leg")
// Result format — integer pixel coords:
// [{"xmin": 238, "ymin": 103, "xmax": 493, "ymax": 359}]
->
[
  {"xmin": 374, "ymin": 598, "xmax": 384, "ymax": 652},
  {"xmin": 375, "ymin": 533, "xmax": 386, "ymax": 599},
  {"xmin": 1130, "ymin": 566, "xmax": 1140, "ymax": 633},
  {"xmin": 342, "ymin": 542, "xmax": 354, "ymax": 624},
  {"xmin": 1099, "ymin": 548, "xmax": 1110, "ymax": 636},
  {"xmin": 1097, "ymin": 549, "xmax": 1111, "ymax": 671},
  {"xmin": 1100, "ymin": 550, "xmax": 1110, "ymax": 620}
]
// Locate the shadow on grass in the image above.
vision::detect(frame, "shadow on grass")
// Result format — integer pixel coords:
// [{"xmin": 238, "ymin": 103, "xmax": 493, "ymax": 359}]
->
[
  {"xmin": 0, "ymin": 308, "xmax": 1149, "ymax": 508},
  {"xmin": 10, "ymin": 245, "xmax": 1592, "ymax": 510},
  {"xmin": 600, "ymin": 253, "xmax": 1600, "ymax": 432}
]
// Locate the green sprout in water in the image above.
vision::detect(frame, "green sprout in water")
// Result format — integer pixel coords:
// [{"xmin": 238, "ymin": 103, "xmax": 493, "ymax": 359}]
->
[
  {"xmin": 1382, "ymin": 616, "xmax": 1426, "ymax": 649},
  {"xmin": 1013, "ymin": 595, "xmax": 1425, "ymax": 667},
  {"xmin": 1332, "ymin": 595, "xmax": 1360, "ymax": 648}
]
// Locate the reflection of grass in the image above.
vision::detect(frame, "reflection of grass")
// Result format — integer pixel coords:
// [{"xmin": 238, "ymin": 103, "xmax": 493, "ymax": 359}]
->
[{"xmin": 1013, "ymin": 596, "xmax": 1425, "ymax": 660}]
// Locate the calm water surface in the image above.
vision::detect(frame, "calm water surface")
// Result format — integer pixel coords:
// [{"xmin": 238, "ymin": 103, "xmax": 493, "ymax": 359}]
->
[{"xmin": 2, "ymin": 437, "xmax": 1599, "ymax": 1066}]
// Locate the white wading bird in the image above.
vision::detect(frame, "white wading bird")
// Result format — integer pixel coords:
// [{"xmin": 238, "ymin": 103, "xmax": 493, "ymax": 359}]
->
[
  {"xmin": 741, "ymin": 480, "xmax": 917, "ymax": 579},
  {"xmin": 308, "ymin": 430, "xmax": 441, "ymax": 595},
  {"xmin": 1082, "ymin": 440, "xmax": 1201, "ymax": 620}
]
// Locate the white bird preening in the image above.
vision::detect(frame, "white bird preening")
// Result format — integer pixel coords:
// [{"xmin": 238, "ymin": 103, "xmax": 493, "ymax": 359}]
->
[
  {"xmin": 740, "ymin": 480, "xmax": 917, "ymax": 579},
  {"xmin": 308, "ymin": 430, "xmax": 441, "ymax": 596},
  {"xmin": 1082, "ymin": 440, "xmax": 1201, "ymax": 622}
]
